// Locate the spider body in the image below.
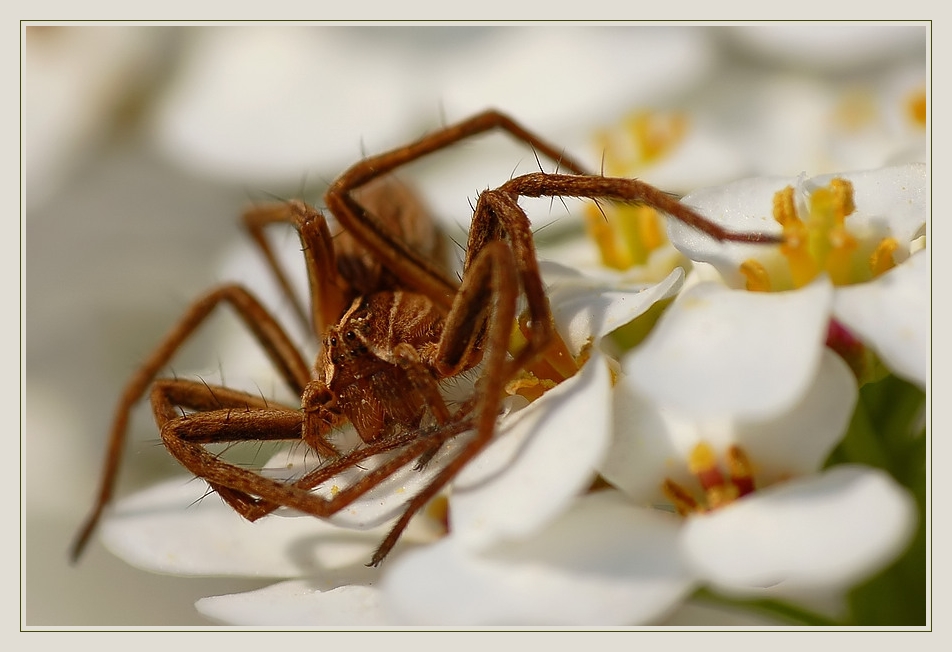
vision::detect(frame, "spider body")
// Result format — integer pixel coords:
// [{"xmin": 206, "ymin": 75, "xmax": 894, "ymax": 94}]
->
[
  {"xmin": 318, "ymin": 291, "xmax": 448, "ymax": 447},
  {"xmin": 71, "ymin": 109, "xmax": 780, "ymax": 567}
]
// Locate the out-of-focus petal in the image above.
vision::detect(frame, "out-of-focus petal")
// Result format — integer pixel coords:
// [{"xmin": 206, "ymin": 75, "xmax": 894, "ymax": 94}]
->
[
  {"xmin": 382, "ymin": 491, "xmax": 695, "ymax": 626},
  {"xmin": 149, "ymin": 27, "xmax": 426, "ymax": 185},
  {"xmin": 833, "ymin": 249, "xmax": 929, "ymax": 388},
  {"xmin": 197, "ymin": 580, "xmax": 396, "ymax": 626},
  {"xmin": 679, "ymin": 465, "xmax": 917, "ymax": 597},
  {"xmin": 100, "ymin": 475, "xmax": 434, "ymax": 577}
]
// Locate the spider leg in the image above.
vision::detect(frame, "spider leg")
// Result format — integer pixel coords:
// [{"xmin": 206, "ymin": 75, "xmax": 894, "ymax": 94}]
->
[
  {"xmin": 324, "ymin": 109, "xmax": 592, "ymax": 312},
  {"xmin": 370, "ymin": 238, "xmax": 520, "ymax": 565},
  {"xmin": 70, "ymin": 284, "xmax": 311, "ymax": 562},
  {"xmin": 242, "ymin": 199, "xmax": 349, "ymax": 339},
  {"xmin": 499, "ymin": 172, "xmax": 783, "ymax": 244}
]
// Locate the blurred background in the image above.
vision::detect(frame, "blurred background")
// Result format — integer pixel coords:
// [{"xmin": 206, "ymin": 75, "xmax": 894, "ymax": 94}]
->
[{"xmin": 22, "ymin": 23, "xmax": 927, "ymax": 627}]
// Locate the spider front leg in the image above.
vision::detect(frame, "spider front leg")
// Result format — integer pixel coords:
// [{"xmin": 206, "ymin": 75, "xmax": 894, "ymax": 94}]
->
[{"xmin": 369, "ymin": 238, "xmax": 522, "ymax": 565}]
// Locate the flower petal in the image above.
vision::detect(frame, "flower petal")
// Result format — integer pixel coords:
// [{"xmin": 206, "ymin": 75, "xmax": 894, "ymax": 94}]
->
[
  {"xmin": 542, "ymin": 261, "xmax": 684, "ymax": 355},
  {"xmin": 679, "ymin": 465, "xmax": 917, "ymax": 597},
  {"xmin": 263, "ymin": 436, "xmax": 466, "ymax": 532},
  {"xmin": 149, "ymin": 27, "xmax": 425, "ymax": 184},
  {"xmin": 196, "ymin": 580, "xmax": 396, "ymax": 626},
  {"xmin": 622, "ymin": 277, "xmax": 833, "ymax": 421},
  {"xmin": 832, "ymin": 248, "xmax": 929, "ymax": 387},
  {"xmin": 807, "ymin": 163, "xmax": 927, "ymax": 246},
  {"xmin": 604, "ymin": 348, "xmax": 856, "ymax": 502},
  {"xmin": 450, "ymin": 350, "xmax": 613, "ymax": 550},
  {"xmin": 100, "ymin": 475, "xmax": 431, "ymax": 577},
  {"xmin": 381, "ymin": 491, "xmax": 695, "ymax": 626}
]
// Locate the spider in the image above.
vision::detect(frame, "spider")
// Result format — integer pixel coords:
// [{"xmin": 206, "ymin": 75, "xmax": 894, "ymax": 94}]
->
[{"xmin": 70, "ymin": 109, "xmax": 779, "ymax": 566}]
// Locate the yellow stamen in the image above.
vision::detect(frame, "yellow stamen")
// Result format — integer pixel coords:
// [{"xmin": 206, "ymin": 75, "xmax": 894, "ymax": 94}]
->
[
  {"xmin": 626, "ymin": 110, "xmax": 688, "ymax": 165},
  {"xmin": 740, "ymin": 259, "xmax": 772, "ymax": 292},
  {"xmin": 828, "ymin": 178, "xmax": 856, "ymax": 220},
  {"xmin": 870, "ymin": 237, "xmax": 899, "ymax": 277},
  {"xmin": 726, "ymin": 445, "xmax": 755, "ymax": 497},
  {"xmin": 585, "ymin": 110, "xmax": 686, "ymax": 271},
  {"xmin": 774, "ymin": 187, "xmax": 818, "ymax": 288},
  {"xmin": 706, "ymin": 484, "xmax": 739, "ymax": 510},
  {"xmin": 663, "ymin": 443, "xmax": 760, "ymax": 515},
  {"xmin": 825, "ymin": 226, "xmax": 859, "ymax": 285},
  {"xmin": 662, "ymin": 479, "xmax": 701, "ymax": 516},
  {"xmin": 688, "ymin": 441, "xmax": 718, "ymax": 475},
  {"xmin": 423, "ymin": 494, "xmax": 450, "ymax": 535},
  {"xmin": 507, "ymin": 314, "xmax": 583, "ymax": 402},
  {"xmin": 906, "ymin": 86, "xmax": 927, "ymax": 129},
  {"xmin": 585, "ymin": 204, "xmax": 633, "ymax": 269}
]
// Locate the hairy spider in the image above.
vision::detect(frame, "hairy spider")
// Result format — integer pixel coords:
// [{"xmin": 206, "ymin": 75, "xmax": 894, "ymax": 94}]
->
[{"xmin": 70, "ymin": 109, "xmax": 779, "ymax": 566}]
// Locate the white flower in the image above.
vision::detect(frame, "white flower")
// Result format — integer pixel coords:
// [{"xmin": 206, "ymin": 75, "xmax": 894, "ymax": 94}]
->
[
  {"xmin": 602, "ymin": 276, "xmax": 917, "ymax": 609},
  {"xmin": 668, "ymin": 163, "xmax": 928, "ymax": 388}
]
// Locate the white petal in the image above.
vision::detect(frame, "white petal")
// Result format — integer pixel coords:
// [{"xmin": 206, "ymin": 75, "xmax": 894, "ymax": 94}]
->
[
  {"xmin": 263, "ymin": 435, "xmax": 467, "ymax": 532},
  {"xmin": 100, "ymin": 475, "xmax": 427, "ymax": 577},
  {"xmin": 437, "ymin": 27, "xmax": 717, "ymax": 151},
  {"xmin": 833, "ymin": 248, "xmax": 929, "ymax": 387},
  {"xmin": 671, "ymin": 175, "xmax": 788, "ymax": 288},
  {"xmin": 680, "ymin": 465, "xmax": 917, "ymax": 597},
  {"xmin": 543, "ymin": 262, "xmax": 684, "ymax": 355},
  {"xmin": 807, "ymin": 163, "xmax": 927, "ymax": 246},
  {"xmin": 623, "ymin": 277, "xmax": 833, "ymax": 421},
  {"xmin": 604, "ymin": 348, "xmax": 856, "ymax": 502},
  {"xmin": 730, "ymin": 350, "xmax": 857, "ymax": 483},
  {"xmin": 450, "ymin": 351, "xmax": 612, "ymax": 550},
  {"xmin": 197, "ymin": 580, "xmax": 396, "ymax": 626},
  {"xmin": 382, "ymin": 491, "xmax": 695, "ymax": 626},
  {"xmin": 725, "ymin": 25, "xmax": 925, "ymax": 72},
  {"xmin": 149, "ymin": 27, "xmax": 425, "ymax": 184}
]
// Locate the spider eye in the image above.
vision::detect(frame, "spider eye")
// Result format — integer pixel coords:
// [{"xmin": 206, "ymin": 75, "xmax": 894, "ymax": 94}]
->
[
  {"xmin": 329, "ymin": 336, "xmax": 337, "ymax": 347},
  {"xmin": 345, "ymin": 330, "xmax": 356, "ymax": 341}
]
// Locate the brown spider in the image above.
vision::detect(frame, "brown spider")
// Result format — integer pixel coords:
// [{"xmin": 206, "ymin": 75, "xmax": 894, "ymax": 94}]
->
[{"xmin": 70, "ymin": 109, "xmax": 779, "ymax": 567}]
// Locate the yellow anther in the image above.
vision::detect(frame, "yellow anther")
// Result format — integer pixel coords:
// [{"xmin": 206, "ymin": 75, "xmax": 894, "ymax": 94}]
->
[
  {"xmin": 424, "ymin": 494, "xmax": 450, "ymax": 533},
  {"xmin": 740, "ymin": 259, "xmax": 772, "ymax": 292},
  {"xmin": 726, "ymin": 445, "xmax": 755, "ymax": 497},
  {"xmin": 662, "ymin": 479, "xmax": 702, "ymax": 516},
  {"xmin": 828, "ymin": 178, "xmax": 856, "ymax": 222},
  {"xmin": 906, "ymin": 86, "xmax": 927, "ymax": 129},
  {"xmin": 772, "ymin": 186, "xmax": 800, "ymax": 229},
  {"xmin": 870, "ymin": 237, "xmax": 899, "ymax": 277},
  {"xmin": 626, "ymin": 110, "xmax": 688, "ymax": 165},
  {"xmin": 688, "ymin": 442, "xmax": 718, "ymax": 475},
  {"xmin": 663, "ymin": 443, "xmax": 759, "ymax": 515},
  {"xmin": 706, "ymin": 484, "xmax": 739, "ymax": 509}
]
